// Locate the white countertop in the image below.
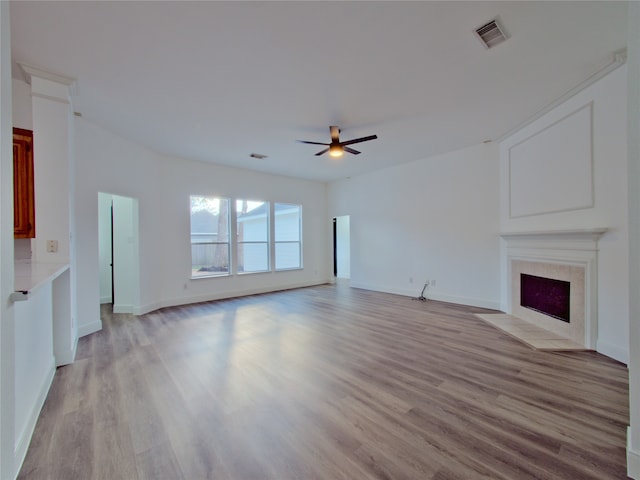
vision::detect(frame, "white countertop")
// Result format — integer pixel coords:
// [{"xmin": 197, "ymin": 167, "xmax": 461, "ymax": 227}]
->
[{"xmin": 15, "ymin": 260, "xmax": 70, "ymax": 293}]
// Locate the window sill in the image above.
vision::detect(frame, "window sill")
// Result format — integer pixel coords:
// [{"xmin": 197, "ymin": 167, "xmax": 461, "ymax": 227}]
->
[
  {"xmin": 190, "ymin": 267, "xmax": 303, "ymax": 279},
  {"xmin": 191, "ymin": 272, "xmax": 231, "ymax": 280},
  {"xmin": 237, "ymin": 270, "xmax": 271, "ymax": 276}
]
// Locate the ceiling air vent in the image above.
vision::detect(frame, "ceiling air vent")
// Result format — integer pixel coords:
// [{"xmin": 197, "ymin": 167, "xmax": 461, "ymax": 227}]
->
[{"xmin": 475, "ymin": 18, "xmax": 507, "ymax": 49}]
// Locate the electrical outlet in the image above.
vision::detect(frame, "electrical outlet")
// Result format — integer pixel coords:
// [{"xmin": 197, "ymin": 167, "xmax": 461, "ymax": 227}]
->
[
  {"xmin": 409, "ymin": 277, "xmax": 414, "ymax": 284},
  {"xmin": 431, "ymin": 279, "xmax": 436, "ymax": 287},
  {"xmin": 46, "ymin": 240, "xmax": 58, "ymax": 253}
]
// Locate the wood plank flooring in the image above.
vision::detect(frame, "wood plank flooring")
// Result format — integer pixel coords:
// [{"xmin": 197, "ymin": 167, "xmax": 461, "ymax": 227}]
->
[{"xmin": 18, "ymin": 284, "xmax": 630, "ymax": 479}]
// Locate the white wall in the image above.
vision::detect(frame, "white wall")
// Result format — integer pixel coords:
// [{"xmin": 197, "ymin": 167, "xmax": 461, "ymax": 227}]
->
[
  {"xmin": 336, "ymin": 215, "xmax": 350, "ymax": 279},
  {"xmin": 98, "ymin": 192, "xmax": 112, "ymax": 303},
  {"xmin": 112, "ymin": 194, "xmax": 139, "ymax": 313},
  {"xmin": 0, "ymin": 3, "xmax": 16, "ymax": 478},
  {"xmin": 74, "ymin": 117, "xmax": 329, "ymax": 333},
  {"xmin": 627, "ymin": 3, "xmax": 640, "ymax": 476},
  {"xmin": 30, "ymin": 84, "xmax": 73, "ymax": 263},
  {"xmin": 329, "ymin": 142, "xmax": 501, "ymax": 308},
  {"xmin": 11, "ymin": 78, "xmax": 31, "ymax": 131},
  {"xmin": 500, "ymin": 65, "xmax": 629, "ymax": 363}
]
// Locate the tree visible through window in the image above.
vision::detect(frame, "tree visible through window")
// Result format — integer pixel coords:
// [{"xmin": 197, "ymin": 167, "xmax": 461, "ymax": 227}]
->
[
  {"xmin": 274, "ymin": 203, "xmax": 302, "ymax": 270},
  {"xmin": 190, "ymin": 196, "xmax": 230, "ymax": 277}
]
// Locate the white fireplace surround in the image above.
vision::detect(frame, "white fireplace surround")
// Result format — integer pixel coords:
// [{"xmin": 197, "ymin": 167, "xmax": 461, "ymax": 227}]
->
[{"xmin": 501, "ymin": 228, "xmax": 607, "ymax": 349}]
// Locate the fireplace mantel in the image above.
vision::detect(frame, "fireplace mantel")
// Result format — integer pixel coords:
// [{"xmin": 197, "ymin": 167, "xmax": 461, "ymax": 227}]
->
[
  {"xmin": 501, "ymin": 227, "xmax": 608, "ymax": 239},
  {"xmin": 501, "ymin": 228, "xmax": 608, "ymax": 255}
]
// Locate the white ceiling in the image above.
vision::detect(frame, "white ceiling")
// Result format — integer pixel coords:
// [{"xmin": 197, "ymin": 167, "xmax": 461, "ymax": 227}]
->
[{"xmin": 10, "ymin": 1, "xmax": 628, "ymax": 182}]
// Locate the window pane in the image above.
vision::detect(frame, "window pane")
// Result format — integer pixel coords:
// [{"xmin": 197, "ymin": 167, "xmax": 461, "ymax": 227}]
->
[
  {"xmin": 275, "ymin": 243, "xmax": 300, "ymax": 270},
  {"xmin": 238, "ymin": 243, "xmax": 269, "ymax": 273},
  {"xmin": 237, "ymin": 200, "xmax": 269, "ymax": 273},
  {"xmin": 236, "ymin": 200, "xmax": 269, "ymax": 241},
  {"xmin": 274, "ymin": 203, "xmax": 301, "ymax": 241},
  {"xmin": 275, "ymin": 203, "xmax": 301, "ymax": 270},
  {"xmin": 191, "ymin": 195, "xmax": 230, "ymax": 276},
  {"xmin": 191, "ymin": 243, "xmax": 230, "ymax": 277}
]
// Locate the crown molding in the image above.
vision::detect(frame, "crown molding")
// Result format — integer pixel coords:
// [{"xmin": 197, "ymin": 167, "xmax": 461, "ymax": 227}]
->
[{"xmin": 17, "ymin": 62, "xmax": 77, "ymax": 95}]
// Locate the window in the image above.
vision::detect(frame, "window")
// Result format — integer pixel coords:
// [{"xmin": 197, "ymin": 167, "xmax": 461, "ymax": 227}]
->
[
  {"xmin": 190, "ymin": 196, "xmax": 230, "ymax": 277},
  {"xmin": 274, "ymin": 203, "xmax": 302, "ymax": 270},
  {"xmin": 189, "ymin": 197, "xmax": 302, "ymax": 276},
  {"xmin": 236, "ymin": 200, "xmax": 269, "ymax": 273}
]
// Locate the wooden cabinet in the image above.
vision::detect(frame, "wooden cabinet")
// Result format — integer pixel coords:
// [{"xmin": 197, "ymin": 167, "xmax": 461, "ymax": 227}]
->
[{"xmin": 13, "ymin": 128, "xmax": 35, "ymax": 239}]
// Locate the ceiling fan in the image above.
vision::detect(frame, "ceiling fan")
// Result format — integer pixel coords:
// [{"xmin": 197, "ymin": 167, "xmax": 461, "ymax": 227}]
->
[{"xmin": 297, "ymin": 126, "xmax": 378, "ymax": 158}]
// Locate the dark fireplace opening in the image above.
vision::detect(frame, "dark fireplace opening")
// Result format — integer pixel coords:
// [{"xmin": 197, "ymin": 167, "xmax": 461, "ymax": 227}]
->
[{"xmin": 520, "ymin": 273, "xmax": 570, "ymax": 323}]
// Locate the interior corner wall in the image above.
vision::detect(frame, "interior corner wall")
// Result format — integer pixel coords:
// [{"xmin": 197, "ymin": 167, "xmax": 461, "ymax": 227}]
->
[
  {"xmin": 328, "ymin": 142, "xmax": 501, "ymax": 309},
  {"xmin": 74, "ymin": 118, "xmax": 329, "ymax": 331},
  {"xmin": 499, "ymin": 65, "xmax": 629, "ymax": 363}
]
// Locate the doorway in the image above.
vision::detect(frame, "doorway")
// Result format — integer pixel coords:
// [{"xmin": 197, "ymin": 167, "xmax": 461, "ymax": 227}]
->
[
  {"xmin": 333, "ymin": 215, "xmax": 351, "ymax": 279},
  {"xmin": 98, "ymin": 192, "xmax": 140, "ymax": 313}
]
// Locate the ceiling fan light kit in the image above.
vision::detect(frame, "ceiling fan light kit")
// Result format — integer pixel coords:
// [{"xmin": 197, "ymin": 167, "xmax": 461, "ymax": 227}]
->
[
  {"xmin": 329, "ymin": 145, "xmax": 344, "ymax": 157},
  {"xmin": 298, "ymin": 126, "xmax": 378, "ymax": 157}
]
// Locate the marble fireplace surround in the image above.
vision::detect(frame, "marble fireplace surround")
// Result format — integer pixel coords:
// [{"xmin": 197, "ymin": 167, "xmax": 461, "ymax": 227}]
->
[{"xmin": 500, "ymin": 228, "xmax": 607, "ymax": 349}]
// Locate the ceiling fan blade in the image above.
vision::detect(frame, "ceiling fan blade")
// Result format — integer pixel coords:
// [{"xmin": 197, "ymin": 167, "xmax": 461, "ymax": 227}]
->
[
  {"xmin": 297, "ymin": 140, "xmax": 330, "ymax": 146},
  {"xmin": 343, "ymin": 146, "xmax": 361, "ymax": 155},
  {"xmin": 329, "ymin": 126, "xmax": 340, "ymax": 142},
  {"xmin": 339, "ymin": 134, "xmax": 378, "ymax": 147},
  {"xmin": 315, "ymin": 148, "xmax": 330, "ymax": 156}
]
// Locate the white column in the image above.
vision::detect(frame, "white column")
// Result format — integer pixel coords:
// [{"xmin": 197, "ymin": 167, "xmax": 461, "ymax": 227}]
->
[
  {"xmin": 19, "ymin": 64, "xmax": 75, "ymax": 263},
  {"xmin": 19, "ymin": 64, "xmax": 77, "ymax": 365}
]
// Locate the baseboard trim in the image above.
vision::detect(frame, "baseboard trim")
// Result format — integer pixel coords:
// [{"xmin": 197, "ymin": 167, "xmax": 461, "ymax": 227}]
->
[
  {"xmin": 100, "ymin": 296, "xmax": 112, "ymax": 304},
  {"xmin": 127, "ymin": 281, "xmax": 502, "ymax": 316},
  {"xmin": 427, "ymin": 291, "xmax": 501, "ymax": 311},
  {"xmin": 113, "ymin": 304, "xmax": 133, "ymax": 314},
  {"xmin": 14, "ymin": 358, "xmax": 55, "ymax": 478},
  {"xmin": 55, "ymin": 343, "xmax": 77, "ymax": 367},
  {"xmin": 628, "ymin": 427, "xmax": 640, "ymax": 479},
  {"xmin": 78, "ymin": 319, "xmax": 102, "ymax": 337},
  {"xmin": 349, "ymin": 282, "xmax": 501, "ymax": 311},
  {"xmin": 596, "ymin": 339, "xmax": 629, "ymax": 365},
  {"xmin": 134, "ymin": 280, "xmax": 330, "ymax": 315}
]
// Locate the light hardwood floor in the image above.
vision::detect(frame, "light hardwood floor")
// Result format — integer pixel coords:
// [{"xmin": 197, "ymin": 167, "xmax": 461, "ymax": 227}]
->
[{"xmin": 19, "ymin": 284, "xmax": 630, "ymax": 479}]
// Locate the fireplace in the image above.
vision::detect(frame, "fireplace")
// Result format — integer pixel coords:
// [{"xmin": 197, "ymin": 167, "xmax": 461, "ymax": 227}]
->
[
  {"xmin": 520, "ymin": 273, "xmax": 570, "ymax": 323},
  {"xmin": 501, "ymin": 228, "xmax": 606, "ymax": 349},
  {"xmin": 511, "ymin": 260, "xmax": 585, "ymax": 344}
]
